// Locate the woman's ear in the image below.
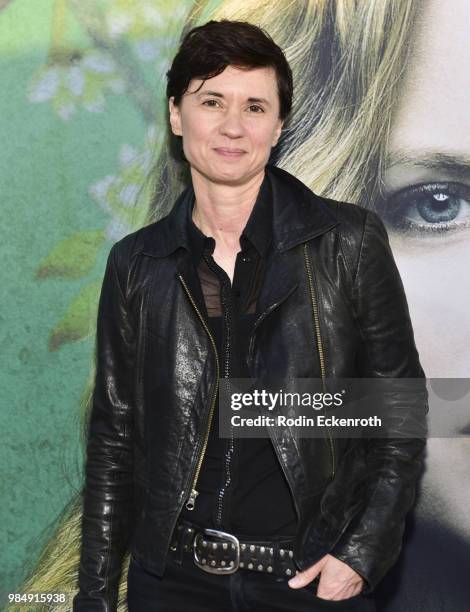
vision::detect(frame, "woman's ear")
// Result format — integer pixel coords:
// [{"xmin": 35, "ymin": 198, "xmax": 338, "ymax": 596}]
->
[
  {"xmin": 168, "ymin": 96, "xmax": 182, "ymax": 136},
  {"xmin": 272, "ymin": 118, "xmax": 284, "ymax": 147}
]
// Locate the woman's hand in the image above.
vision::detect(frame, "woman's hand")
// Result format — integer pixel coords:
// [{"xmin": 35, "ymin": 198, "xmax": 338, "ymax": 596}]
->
[{"xmin": 288, "ymin": 553, "xmax": 364, "ymax": 600}]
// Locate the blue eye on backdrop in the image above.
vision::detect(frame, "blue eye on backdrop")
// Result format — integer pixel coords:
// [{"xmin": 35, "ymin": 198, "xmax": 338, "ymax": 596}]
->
[{"xmin": 381, "ymin": 182, "xmax": 470, "ymax": 235}]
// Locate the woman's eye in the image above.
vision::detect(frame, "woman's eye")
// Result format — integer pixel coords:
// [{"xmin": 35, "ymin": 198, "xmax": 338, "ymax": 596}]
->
[
  {"xmin": 381, "ymin": 182, "xmax": 470, "ymax": 235},
  {"xmin": 202, "ymin": 99, "xmax": 220, "ymax": 107},
  {"xmin": 248, "ymin": 105, "xmax": 264, "ymax": 113}
]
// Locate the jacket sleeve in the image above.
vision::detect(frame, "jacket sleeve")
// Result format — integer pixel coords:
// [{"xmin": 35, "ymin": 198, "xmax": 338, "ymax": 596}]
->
[
  {"xmin": 329, "ymin": 209, "xmax": 429, "ymax": 594},
  {"xmin": 73, "ymin": 242, "xmax": 135, "ymax": 612}
]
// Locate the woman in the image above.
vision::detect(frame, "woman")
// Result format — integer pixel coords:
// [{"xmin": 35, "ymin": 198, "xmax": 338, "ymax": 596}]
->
[{"xmin": 73, "ymin": 17, "xmax": 426, "ymax": 612}]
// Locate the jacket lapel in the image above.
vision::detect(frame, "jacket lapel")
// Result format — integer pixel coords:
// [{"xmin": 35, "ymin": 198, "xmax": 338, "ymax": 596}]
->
[
  {"xmin": 255, "ymin": 164, "xmax": 340, "ymax": 321},
  {"xmin": 254, "ymin": 248, "xmax": 300, "ymax": 330}
]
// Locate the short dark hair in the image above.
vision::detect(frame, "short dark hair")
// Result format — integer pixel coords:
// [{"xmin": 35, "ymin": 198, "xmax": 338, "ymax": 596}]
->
[{"xmin": 166, "ymin": 19, "xmax": 293, "ymax": 121}]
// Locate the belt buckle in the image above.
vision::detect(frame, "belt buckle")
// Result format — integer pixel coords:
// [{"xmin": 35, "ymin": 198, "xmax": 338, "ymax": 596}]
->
[{"xmin": 193, "ymin": 528, "xmax": 240, "ymax": 575}]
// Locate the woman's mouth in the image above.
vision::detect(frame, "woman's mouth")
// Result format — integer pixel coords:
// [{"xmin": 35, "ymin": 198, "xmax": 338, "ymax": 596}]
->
[{"xmin": 213, "ymin": 148, "xmax": 246, "ymax": 158}]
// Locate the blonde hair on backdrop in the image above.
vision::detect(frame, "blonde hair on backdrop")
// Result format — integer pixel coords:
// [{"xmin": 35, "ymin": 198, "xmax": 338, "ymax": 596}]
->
[{"xmin": 8, "ymin": 1, "xmax": 420, "ymax": 610}]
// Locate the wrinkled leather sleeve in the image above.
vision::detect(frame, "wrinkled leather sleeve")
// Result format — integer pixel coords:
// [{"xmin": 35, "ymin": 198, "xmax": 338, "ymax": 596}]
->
[
  {"xmin": 330, "ymin": 210, "xmax": 429, "ymax": 593},
  {"xmin": 73, "ymin": 242, "xmax": 135, "ymax": 611}
]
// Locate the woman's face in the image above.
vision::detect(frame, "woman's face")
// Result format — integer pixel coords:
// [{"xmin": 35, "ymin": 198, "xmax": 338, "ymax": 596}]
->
[
  {"xmin": 383, "ymin": 0, "xmax": 470, "ymax": 536},
  {"xmin": 168, "ymin": 64, "xmax": 283, "ymax": 186}
]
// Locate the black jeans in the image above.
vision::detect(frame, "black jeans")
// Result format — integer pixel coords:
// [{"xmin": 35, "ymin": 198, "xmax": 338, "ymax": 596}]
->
[{"xmin": 127, "ymin": 552, "xmax": 377, "ymax": 612}]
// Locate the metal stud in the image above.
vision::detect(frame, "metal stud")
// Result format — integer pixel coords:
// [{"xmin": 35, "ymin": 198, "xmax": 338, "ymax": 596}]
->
[
  {"xmin": 257, "ymin": 564, "xmax": 263, "ymax": 571},
  {"xmin": 241, "ymin": 543, "xmax": 246, "ymax": 551},
  {"xmin": 221, "ymin": 560, "xmax": 226, "ymax": 566},
  {"xmin": 280, "ymin": 549, "xmax": 285, "ymax": 558},
  {"xmin": 201, "ymin": 558, "xmax": 207, "ymax": 564},
  {"xmin": 269, "ymin": 548, "xmax": 274, "ymax": 555},
  {"xmin": 187, "ymin": 528, "xmax": 193, "ymax": 533},
  {"xmin": 210, "ymin": 560, "xmax": 216, "ymax": 566},
  {"xmin": 286, "ymin": 569, "xmax": 292, "ymax": 576},
  {"xmin": 260, "ymin": 546, "xmax": 265, "ymax": 554},
  {"xmin": 248, "ymin": 563, "xmax": 253, "ymax": 569},
  {"xmin": 222, "ymin": 543, "xmax": 228, "ymax": 550},
  {"xmin": 231, "ymin": 543, "xmax": 236, "ymax": 550},
  {"xmin": 212, "ymin": 542, "xmax": 217, "ymax": 550},
  {"xmin": 288, "ymin": 550, "xmax": 293, "ymax": 558},
  {"xmin": 267, "ymin": 566, "xmax": 273, "ymax": 573},
  {"xmin": 202, "ymin": 541, "xmax": 207, "ymax": 547},
  {"xmin": 250, "ymin": 545, "xmax": 255, "ymax": 552},
  {"xmin": 239, "ymin": 562, "xmax": 245, "ymax": 568}
]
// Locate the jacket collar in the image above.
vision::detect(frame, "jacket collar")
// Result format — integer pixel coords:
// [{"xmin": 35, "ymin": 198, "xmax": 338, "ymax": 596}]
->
[{"xmin": 141, "ymin": 164, "xmax": 339, "ymax": 258}]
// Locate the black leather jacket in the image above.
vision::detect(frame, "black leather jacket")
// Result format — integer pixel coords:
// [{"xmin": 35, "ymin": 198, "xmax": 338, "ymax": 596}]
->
[{"xmin": 74, "ymin": 164, "xmax": 428, "ymax": 611}]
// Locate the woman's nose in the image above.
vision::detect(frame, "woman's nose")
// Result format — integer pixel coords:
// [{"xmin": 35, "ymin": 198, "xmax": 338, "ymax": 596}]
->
[{"xmin": 219, "ymin": 109, "xmax": 244, "ymax": 137}]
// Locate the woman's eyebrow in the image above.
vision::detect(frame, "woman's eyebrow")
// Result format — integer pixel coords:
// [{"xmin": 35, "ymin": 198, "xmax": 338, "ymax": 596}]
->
[
  {"xmin": 385, "ymin": 149, "xmax": 470, "ymax": 181},
  {"xmin": 246, "ymin": 96, "xmax": 271, "ymax": 106},
  {"xmin": 196, "ymin": 90, "xmax": 224, "ymax": 99}
]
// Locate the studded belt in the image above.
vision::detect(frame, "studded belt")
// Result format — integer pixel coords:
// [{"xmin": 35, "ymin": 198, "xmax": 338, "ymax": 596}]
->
[{"xmin": 169, "ymin": 519, "xmax": 298, "ymax": 579}]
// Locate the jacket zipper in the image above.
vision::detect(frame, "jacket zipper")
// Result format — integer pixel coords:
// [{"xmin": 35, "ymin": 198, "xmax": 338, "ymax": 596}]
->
[
  {"xmin": 201, "ymin": 253, "xmax": 233, "ymax": 528},
  {"xmin": 177, "ymin": 273, "xmax": 220, "ymax": 510},
  {"xmin": 303, "ymin": 243, "xmax": 336, "ymax": 477}
]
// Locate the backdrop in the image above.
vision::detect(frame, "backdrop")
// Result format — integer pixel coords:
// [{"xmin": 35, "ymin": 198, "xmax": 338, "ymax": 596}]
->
[{"xmin": 1, "ymin": 1, "xmax": 469, "ymax": 611}]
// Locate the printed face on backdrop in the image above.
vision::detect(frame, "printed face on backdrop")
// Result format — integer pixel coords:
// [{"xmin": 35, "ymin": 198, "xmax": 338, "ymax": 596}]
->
[
  {"xmin": 168, "ymin": 64, "xmax": 284, "ymax": 186},
  {"xmin": 381, "ymin": 0, "xmax": 470, "ymax": 535}
]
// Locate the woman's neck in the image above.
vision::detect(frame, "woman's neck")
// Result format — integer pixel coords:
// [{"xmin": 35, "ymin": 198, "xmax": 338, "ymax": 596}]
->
[{"xmin": 190, "ymin": 167, "xmax": 265, "ymax": 249}]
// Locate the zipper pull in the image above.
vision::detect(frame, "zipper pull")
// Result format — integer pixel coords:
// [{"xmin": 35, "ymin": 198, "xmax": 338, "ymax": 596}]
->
[{"xmin": 185, "ymin": 488, "xmax": 199, "ymax": 510}]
